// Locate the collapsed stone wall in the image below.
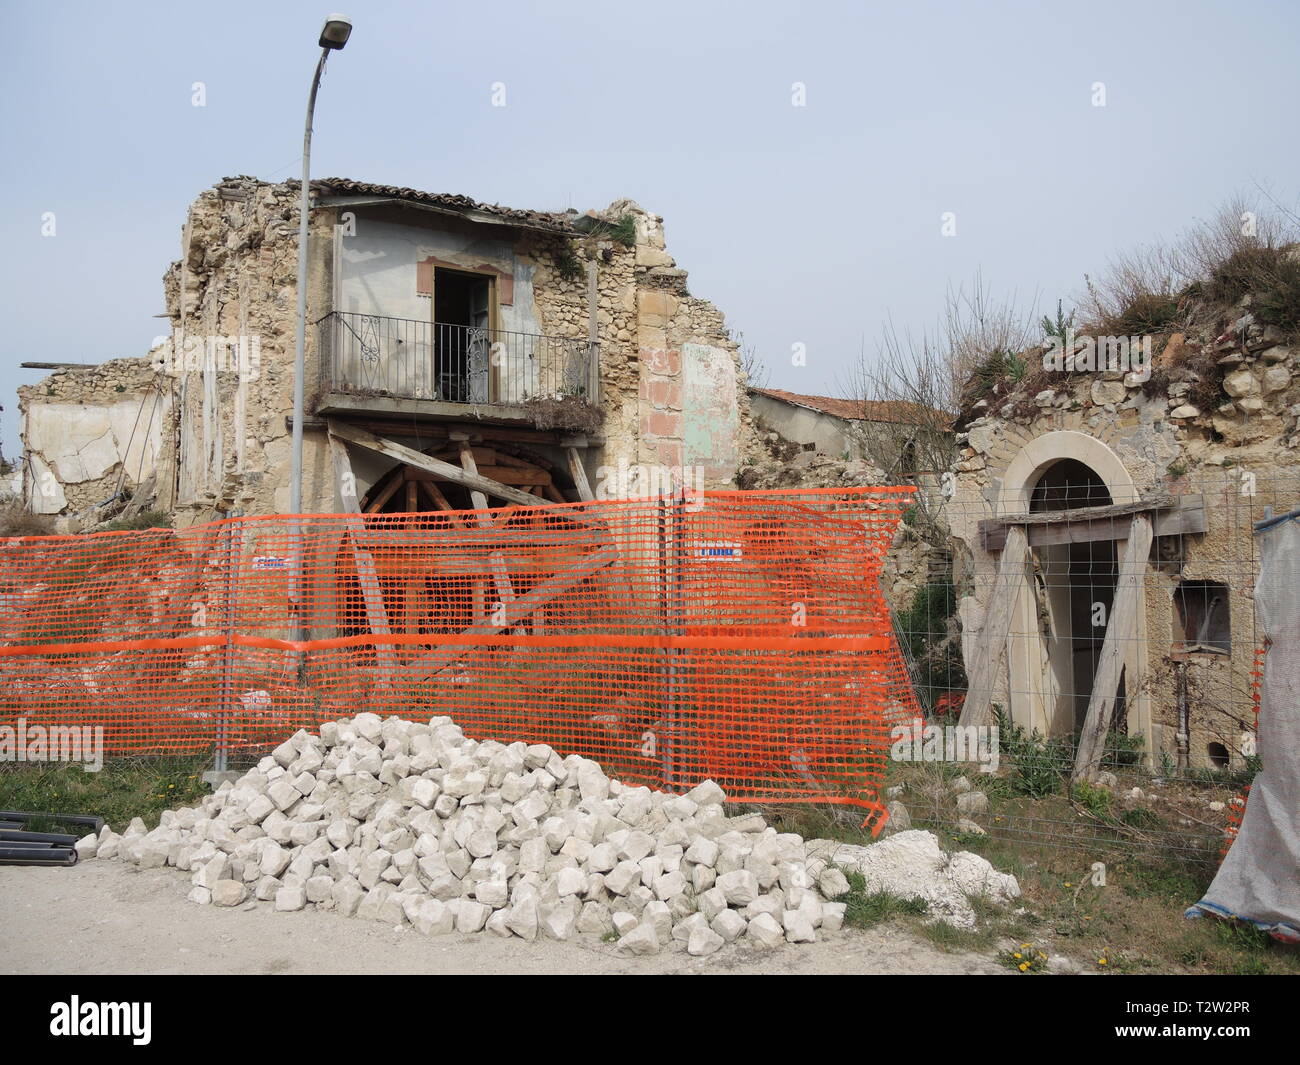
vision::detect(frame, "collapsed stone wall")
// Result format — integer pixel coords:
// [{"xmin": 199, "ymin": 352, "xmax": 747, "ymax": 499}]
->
[
  {"xmin": 947, "ymin": 307, "xmax": 1300, "ymax": 768},
  {"xmin": 18, "ymin": 357, "xmax": 166, "ymax": 521},
  {"xmin": 19, "ymin": 177, "xmax": 759, "ymax": 527},
  {"xmin": 736, "ymin": 429, "xmax": 947, "ymax": 616},
  {"xmin": 154, "ymin": 177, "xmax": 304, "ymax": 522}
]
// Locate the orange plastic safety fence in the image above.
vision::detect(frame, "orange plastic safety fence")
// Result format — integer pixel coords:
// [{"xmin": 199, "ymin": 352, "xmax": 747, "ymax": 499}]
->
[{"xmin": 0, "ymin": 487, "xmax": 917, "ymax": 817}]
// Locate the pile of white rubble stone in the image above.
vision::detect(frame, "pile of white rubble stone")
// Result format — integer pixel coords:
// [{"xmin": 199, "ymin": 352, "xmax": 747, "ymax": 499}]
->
[{"xmin": 78, "ymin": 714, "xmax": 1019, "ymax": 955}]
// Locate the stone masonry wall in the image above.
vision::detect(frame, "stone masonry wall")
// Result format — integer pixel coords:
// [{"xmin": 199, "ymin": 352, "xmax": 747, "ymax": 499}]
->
[
  {"xmin": 19, "ymin": 177, "xmax": 757, "ymax": 527},
  {"xmin": 947, "ymin": 319, "xmax": 1300, "ymax": 769}
]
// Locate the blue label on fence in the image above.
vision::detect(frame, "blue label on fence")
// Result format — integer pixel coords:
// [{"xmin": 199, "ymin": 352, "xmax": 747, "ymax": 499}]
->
[
  {"xmin": 690, "ymin": 541, "xmax": 743, "ymax": 561},
  {"xmin": 251, "ymin": 555, "xmax": 289, "ymax": 571}
]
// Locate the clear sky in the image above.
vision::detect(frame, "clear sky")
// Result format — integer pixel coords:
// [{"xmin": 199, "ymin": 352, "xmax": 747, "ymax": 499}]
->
[{"xmin": 2, "ymin": 0, "xmax": 1298, "ymax": 460}]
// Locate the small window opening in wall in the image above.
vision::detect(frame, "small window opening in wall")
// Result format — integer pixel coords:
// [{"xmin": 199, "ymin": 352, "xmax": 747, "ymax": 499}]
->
[
  {"xmin": 1173, "ymin": 579, "xmax": 1230, "ymax": 654},
  {"xmin": 1207, "ymin": 742, "xmax": 1230, "ymax": 769}
]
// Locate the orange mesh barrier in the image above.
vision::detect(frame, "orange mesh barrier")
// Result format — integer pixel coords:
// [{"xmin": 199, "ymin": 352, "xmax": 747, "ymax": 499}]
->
[{"xmin": 0, "ymin": 487, "xmax": 916, "ymax": 823}]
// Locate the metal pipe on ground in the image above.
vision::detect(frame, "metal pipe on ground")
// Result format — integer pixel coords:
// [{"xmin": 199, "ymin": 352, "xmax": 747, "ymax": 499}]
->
[
  {"xmin": 0, "ymin": 846, "xmax": 77, "ymax": 865},
  {"xmin": 0, "ymin": 829, "xmax": 79, "ymax": 847},
  {"xmin": 0, "ymin": 810, "xmax": 105, "ymax": 833}
]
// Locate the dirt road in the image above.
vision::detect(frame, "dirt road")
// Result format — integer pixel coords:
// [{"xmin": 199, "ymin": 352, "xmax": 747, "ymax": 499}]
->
[{"xmin": 1, "ymin": 861, "xmax": 1004, "ymax": 975}]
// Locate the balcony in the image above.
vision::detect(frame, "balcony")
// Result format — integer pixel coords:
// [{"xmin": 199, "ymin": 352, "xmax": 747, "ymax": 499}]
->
[{"xmin": 317, "ymin": 311, "xmax": 598, "ymax": 424}]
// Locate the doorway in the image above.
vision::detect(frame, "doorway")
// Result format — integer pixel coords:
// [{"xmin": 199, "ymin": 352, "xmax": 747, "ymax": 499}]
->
[
  {"xmin": 433, "ymin": 269, "xmax": 494, "ymax": 403},
  {"xmin": 1029, "ymin": 459, "xmax": 1123, "ymax": 733}
]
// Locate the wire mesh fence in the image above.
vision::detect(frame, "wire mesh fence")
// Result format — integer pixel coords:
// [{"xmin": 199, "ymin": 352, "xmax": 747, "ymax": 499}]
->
[
  {"xmin": 0, "ymin": 468, "xmax": 1289, "ymax": 870},
  {"xmin": 883, "ymin": 468, "xmax": 1296, "ymax": 865},
  {"xmin": 0, "ymin": 487, "xmax": 915, "ymax": 827}
]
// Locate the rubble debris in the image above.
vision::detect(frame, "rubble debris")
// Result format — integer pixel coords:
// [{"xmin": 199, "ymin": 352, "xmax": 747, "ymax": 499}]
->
[{"xmin": 88, "ymin": 714, "xmax": 1021, "ymax": 950}]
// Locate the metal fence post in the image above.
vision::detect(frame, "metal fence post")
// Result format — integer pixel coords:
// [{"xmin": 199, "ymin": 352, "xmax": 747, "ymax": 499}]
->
[
  {"xmin": 659, "ymin": 488, "xmax": 685, "ymax": 791},
  {"xmin": 214, "ymin": 511, "xmax": 243, "ymax": 777}
]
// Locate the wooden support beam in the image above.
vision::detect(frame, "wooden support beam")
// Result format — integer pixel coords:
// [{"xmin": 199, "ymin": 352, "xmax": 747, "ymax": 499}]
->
[
  {"xmin": 328, "ymin": 432, "xmax": 395, "ymax": 679},
  {"xmin": 958, "ymin": 524, "xmax": 1028, "ymax": 728},
  {"xmin": 329, "ymin": 421, "xmax": 614, "ymax": 540},
  {"xmin": 352, "ymin": 526, "xmax": 600, "ymax": 551},
  {"xmin": 406, "ymin": 464, "xmax": 551, "ymax": 486},
  {"xmin": 980, "ymin": 495, "xmax": 1203, "ymax": 551},
  {"xmin": 364, "ymin": 475, "xmax": 403, "ymax": 514},
  {"xmin": 461, "ymin": 440, "xmax": 523, "ymax": 636},
  {"xmin": 328, "ymin": 421, "xmax": 544, "ymax": 509},
  {"xmin": 416, "ymin": 480, "xmax": 466, "ymax": 528},
  {"xmin": 566, "ymin": 446, "xmax": 595, "ymax": 502},
  {"xmin": 1073, "ymin": 514, "xmax": 1154, "ymax": 781},
  {"xmin": 410, "ymin": 545, "xmax": 620, "ymax": 679}
]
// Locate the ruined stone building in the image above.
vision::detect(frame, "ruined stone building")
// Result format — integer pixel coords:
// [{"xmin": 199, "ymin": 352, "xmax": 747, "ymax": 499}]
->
[
  {"xmin": 947, "ymin": 309, "xmax": 1300, "ymax": 772},
  {"xmin": 747, "ymin": 388, "xmax": 952, "ymax": 478},
  {"xmin": 19, "ymin": 176, "xmax": 757, "ymax": 524}
]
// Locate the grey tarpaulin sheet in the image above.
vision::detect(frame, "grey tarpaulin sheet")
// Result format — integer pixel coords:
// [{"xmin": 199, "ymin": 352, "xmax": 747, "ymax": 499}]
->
[{"xmin": 1187, "ymin": 507, "xmax": 1300, "ymax": 941}]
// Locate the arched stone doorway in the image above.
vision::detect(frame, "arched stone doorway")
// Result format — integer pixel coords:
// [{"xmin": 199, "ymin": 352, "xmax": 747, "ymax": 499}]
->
[
  {"xmin": 1028, "ymin": 458, "xmax": 1121, "ymax": 734},
  {"xmin": 998, "ymin": 432, "xmax": 1148, "ymax": 743}
]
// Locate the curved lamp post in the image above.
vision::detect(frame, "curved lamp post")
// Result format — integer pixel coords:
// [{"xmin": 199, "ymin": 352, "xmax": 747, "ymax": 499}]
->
[{"xmin": 290, "ymin": 14, "xmax": 352, "ymax": 516}]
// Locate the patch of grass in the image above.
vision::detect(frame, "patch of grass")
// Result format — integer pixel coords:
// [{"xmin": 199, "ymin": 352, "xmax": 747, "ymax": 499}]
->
[
  {"xmin": 1204, "ymin": 244, "xmax": 1300, "ymax": 334},
  {"xmin": 1102, "ymin": 728, "xmax": 1145, "ymax": 769},
  {"xmin": 554, "ymin": 242, "xmax": 584, "ymax": 283},
  {"xmin": 0, "ymin": 755, "xmax": 211, "ymax": 833},
  {"xmin": 0, "ymin": 501, "xmax": 55, "ymax": 537},
  {"xmin": 521, "ymin": 394, "xmax": 603, "ymax": 433},
  {"xmin": 603, "ymin": 214, "xmax": 637, "ymax": 248},
  {"xmin": 96, "ymin": 509, "xmax": 172, "ymax": 533},
  {"xmin": 1121, "ymin": 806, "xmax": 1162, "ymax": 829},
  {"xmin": 1107, "ymin": 291, "xmax": 1180, "ymax": 336},
  {"xmin": 1071, "ymin": 780, "xmax": 1113, "ymax": 818},
  {"xmin": 839, "ymin": 871, "xmax": 928, "ymax": 929}
]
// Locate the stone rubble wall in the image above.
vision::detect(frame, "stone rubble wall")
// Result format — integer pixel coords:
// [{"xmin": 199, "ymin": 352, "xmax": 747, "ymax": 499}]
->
[
  {"xmin": 19, "ymin": 178, "xmax": 758, "ymax": 526},
  {"xmin": 946, "ymin": 311, "xmax": 1299, "ymax": 768},
  {"xmin": 17, "ymin": 357, "xmax": 166, "ymax": 520}
]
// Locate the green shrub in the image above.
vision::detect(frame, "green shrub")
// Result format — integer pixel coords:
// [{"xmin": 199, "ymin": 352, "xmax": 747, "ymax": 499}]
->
[
  {"xmin": 1102, "ymin": 728, "xmax": 1145, "ymax": 768},
  {"xmin": 995, "ymin": 708, "xmax": 1071, "ymax": 798},
  {"xmin": 1110, "ymin": 291, "xmax": 1180, "ymax": 335},
  {"xmin": 894, "ymin": 577, "xmax": 967, "ymax": 697},
  {"xmin": 97, "ymin": 509, "xmax": 172, "ymax": 533}
]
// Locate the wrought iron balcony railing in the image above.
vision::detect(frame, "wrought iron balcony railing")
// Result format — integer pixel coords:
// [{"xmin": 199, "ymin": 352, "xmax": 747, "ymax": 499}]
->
[{"xmin": 318, "ymin": 311, "xmax": 597, "ymax": 407}]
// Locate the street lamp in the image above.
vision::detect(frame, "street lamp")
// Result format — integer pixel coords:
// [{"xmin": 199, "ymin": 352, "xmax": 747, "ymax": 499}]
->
[{"xmin": 290, "ymin": 14, "xmax": 352, "ymax": 517}]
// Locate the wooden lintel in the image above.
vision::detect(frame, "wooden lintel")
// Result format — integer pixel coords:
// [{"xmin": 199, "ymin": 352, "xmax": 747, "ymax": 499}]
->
[{"xmin": 980, "ymin": 495, "xmax": 1204, "ymax": 552}]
